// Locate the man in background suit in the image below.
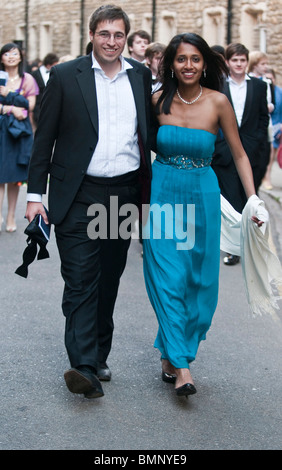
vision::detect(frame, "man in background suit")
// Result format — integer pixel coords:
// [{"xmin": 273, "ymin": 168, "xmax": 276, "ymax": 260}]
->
[
  {"xmin": 25, "ymin": 5, "xmax": 152, "ymax": 399},
  {"xmin": 31, "ymin": 52, "xmax": 59, "ymax": 129},
  {"xmin": 212, "ymin": 43, "xmax": 269, "ymax": 265}
]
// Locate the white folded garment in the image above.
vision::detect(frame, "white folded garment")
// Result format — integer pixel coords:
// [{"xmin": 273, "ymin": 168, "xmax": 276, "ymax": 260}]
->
[{"xmin": 220, "ymin": 194, "xmax": 282, "ymax": 316}]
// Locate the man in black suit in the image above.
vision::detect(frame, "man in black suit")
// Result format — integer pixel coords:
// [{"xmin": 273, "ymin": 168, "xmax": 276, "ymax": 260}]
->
[
  {"xmin": 212, "ymin": 43, "xmax": 269, "ymax": 265},
  {"xmin": 25, "ymin": 5, "xmax": 152, "ymax": 399},
  {"xmin": 31, "ymin": 52, "xmax": 59, "ymax": 129}
]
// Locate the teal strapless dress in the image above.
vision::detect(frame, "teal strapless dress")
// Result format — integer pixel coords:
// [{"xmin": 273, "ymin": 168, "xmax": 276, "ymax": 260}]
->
[{"xmin": 143, "ymin": 125, "xmax": 220, "ymax": 369}]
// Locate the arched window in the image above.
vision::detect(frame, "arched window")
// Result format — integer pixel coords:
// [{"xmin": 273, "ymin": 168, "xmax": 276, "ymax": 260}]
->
[
  {"xmin": 240, "ymin": 4, "xmax": 267, "ymax": 52},
  {"xmin": 71, "ymin": 21, "xmax": 80, "ymax": 58},
  {"xmin": 158, "ymin": 11, "xmax": 177, "ymax": 44},
  {"xmin": 203, "ymin": 7, "xmax": 226, "ymax": 46},
  {"xmin": 29, "ymin": 25, "xmax": 38, "ymax": 60},
  {"xmin": 142, "ymin": 13, "xmax": 152, "ymax": 35},
  {"xmin": 40, "ymin": 22, "xmax": 53, "ymax": 59}
]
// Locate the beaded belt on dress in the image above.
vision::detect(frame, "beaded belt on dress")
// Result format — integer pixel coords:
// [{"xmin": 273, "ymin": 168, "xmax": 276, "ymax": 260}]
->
[{"xmin": 156, "ymin": 154, "xmax": 213, "ymax": 169}]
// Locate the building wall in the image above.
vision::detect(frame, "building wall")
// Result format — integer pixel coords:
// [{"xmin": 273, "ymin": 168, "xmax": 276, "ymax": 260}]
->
[{"xmin": 1, "ymin": 0, "xmax": 282, "ymax": 84}]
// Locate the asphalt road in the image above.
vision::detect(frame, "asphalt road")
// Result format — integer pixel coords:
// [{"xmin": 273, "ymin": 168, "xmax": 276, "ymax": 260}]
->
[{"xmin": 0, "ymin": 184, "xmax": 281, "ymax": 454}]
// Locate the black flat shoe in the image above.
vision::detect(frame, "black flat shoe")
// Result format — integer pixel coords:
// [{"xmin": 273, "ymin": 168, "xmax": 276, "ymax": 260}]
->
[
  {"xmin": 97, "ymin": 363, "xmax": 112, "ymax": 382},
  {"xmin": 84, "ymin": 387, "xmax": 105, "ymax": 399},
  {"xmin": 162, "ymin": 371, "xmax": 177, "ymax": 384},
  {"xmin": 64, "ymin": 367, "xmax": 104, "ymax": 398},
  {"xmin": 223, "ymin": 254, "xmax": 240, "ymax": 266},
  {"xmin": 175, "ymin": 383, "xmax": 197, "ymax": 397}
]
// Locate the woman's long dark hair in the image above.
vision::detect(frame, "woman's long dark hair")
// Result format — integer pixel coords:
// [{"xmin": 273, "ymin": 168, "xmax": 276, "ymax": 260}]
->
[
  {"xmin": 156, "ymin": 33, "xmax": 228, "ymax": 115},
  {"xmin": 0, "ymin": 43, "xmax": 24, "ymax": 77}
]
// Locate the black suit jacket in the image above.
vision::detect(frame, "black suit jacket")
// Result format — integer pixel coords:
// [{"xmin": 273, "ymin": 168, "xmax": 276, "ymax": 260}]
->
[
  {"xmin": 212, "ymin": 76, "xmax": 269, "ymax": 168},
  {"xmin": 31, "ymin": 68, "xmax": 46, "ymax": 126},
  {"xmin": 28, "ymin": 55, "xmax": 152, "ymax": 225}
]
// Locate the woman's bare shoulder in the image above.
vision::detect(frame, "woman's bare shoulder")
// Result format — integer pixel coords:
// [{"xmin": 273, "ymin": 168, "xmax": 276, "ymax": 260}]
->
[
  {"xmin": 204, "ymin": 87, "xmax": 227, "ymax": 102},
  {"xmin": 204, "ymin": 88, "xmax": 232, "ymax": 116}
]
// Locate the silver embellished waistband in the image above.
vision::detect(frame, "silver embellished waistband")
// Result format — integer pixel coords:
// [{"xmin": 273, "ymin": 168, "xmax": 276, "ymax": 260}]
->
[{"xmin": 156, "ymin": 153, "xmax": 213, "ymax": 169}]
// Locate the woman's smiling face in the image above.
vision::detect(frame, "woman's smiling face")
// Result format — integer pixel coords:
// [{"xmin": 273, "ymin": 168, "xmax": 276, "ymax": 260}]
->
[{"xmin": 173, "ymin": 42, "xmax": 205, "ymax": 86}]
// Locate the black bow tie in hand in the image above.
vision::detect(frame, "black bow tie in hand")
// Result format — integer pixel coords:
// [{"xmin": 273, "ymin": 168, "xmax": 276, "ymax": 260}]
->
[{"xmin": 15, "ymin": 207, "xmax": 51, "ymax": 278}]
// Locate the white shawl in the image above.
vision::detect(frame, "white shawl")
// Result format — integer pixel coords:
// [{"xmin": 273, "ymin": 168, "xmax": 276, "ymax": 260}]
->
[{"xmin": 220, "ymin": 194, "xmax": 282, "ymax": 316}]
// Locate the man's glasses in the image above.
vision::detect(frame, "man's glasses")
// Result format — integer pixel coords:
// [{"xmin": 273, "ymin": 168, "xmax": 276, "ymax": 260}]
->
[{"xmin": 95, "ymin": 32, "xmax": 125, "ymax": 42}]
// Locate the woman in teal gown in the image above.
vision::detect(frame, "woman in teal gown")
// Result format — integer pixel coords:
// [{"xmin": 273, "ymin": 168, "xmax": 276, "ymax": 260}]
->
[{"xmin": 143, "ymin": 33, "xmax": 263, "ymax": 397}]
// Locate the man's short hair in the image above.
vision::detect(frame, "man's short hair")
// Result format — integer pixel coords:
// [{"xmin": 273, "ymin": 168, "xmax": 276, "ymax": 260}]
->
[
  {"xmin": 225, "ymin": 43, "xmax": 249, "ymax": 61},
  {"xmin": 145, "ymin": 42, "xmax": 166, "ymax": 60},
  {"xmin": 89, "ymin": 4, "xmax": 131, "ymax": 36},
  {"xmin": 43, "ymin": 53, "xmax": 59, "ymax": 67},
  {"xmin": 127, "ymin": 30, "xmax": 151, "ymax": 49},
  {"xmin": 248, "ymin": 50, "xmax": 268, "ymax": 73}
]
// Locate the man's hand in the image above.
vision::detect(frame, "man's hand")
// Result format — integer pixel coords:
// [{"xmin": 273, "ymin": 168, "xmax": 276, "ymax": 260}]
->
[{"xmin": 25, "ymin": 202, "xmax": 49, "ymax": 224}]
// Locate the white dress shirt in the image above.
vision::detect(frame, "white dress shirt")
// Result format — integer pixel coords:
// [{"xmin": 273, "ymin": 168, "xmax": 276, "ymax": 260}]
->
[
  {"xmin": 39, "ymin": 65, "xmax": 50, "ymax": 86},
  {"xmin": 227, "ymin": 74, "xmax": 251, "ymax": 127},
  {"xmin": 87, "ymin": 55, "xmax": 140, "ymax": 177}
]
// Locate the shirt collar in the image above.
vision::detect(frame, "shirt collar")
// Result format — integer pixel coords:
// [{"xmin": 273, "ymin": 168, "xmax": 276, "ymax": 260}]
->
[
  {"xmin": 227, "ymin": 73, "xmax": 251, "ymax": 84},
  {"xmin": 40, "ymin": 65, "xmax": 49, "ymax": 74},
  {"xmin": 91, "ymin": 53, "xmax": 133, "ymax": 74}
]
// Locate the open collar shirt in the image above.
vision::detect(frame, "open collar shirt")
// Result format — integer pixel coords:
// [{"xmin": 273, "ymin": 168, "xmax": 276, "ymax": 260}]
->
[
  {"xmin": 86, "ymin": 54, "xmax": 140, "ymax": 177},
  {"xmin": 227, "ymin": 74, "xmax": 251, "ymax": 127}
]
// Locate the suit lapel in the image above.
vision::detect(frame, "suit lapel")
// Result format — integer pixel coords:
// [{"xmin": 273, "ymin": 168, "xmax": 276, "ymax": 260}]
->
[
  {"xmin": 225, "ymin": 81, "xmax": 239, "ymax": 130},
  {"xmin": 224, "ymin": 81, "xmax": 233, "ymax": 106},
  {"xmin": 33, "ymin": 69, "xmax": 45, "ymax": 89},
  {"xmin": 126, "ymin": 64, "xmax": 147, "ymax": 143},
  {"xmin": 75, "ymin": 57, "xmax": 147, "ymax": 143},
  {"xmin": 241, "ymin": 79, "xmax": 253, "ymax": 128},
  {"xmin": 76, "ymin": 56, "xmax": 99, "ymax": 135}
]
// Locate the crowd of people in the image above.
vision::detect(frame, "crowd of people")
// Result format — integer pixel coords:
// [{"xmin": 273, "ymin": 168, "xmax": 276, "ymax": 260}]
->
[
  {"xmin": 0, "ymin": 46, "xmax": 75, "ymax": 233},
  {"xmin": 1, "ymin": 4, "xmax": 281, "ymax": 401}
]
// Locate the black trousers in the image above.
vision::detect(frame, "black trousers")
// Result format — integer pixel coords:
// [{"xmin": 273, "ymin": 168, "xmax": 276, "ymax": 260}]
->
[
  {"xmin": 212, "ymin": 158, "xmax": 263, "ymax": 214},
  {"xmin": 212, "ymin": 161, "xmax": 247, "ymax": 213},
  {"xmin": 55, "ymin": 171, "xmax": 140, "ymax": 371}
]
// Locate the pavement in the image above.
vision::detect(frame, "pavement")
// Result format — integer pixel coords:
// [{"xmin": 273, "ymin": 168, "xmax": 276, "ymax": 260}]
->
[
  {"xmin": 0, "ymin": 162, "xmax": 281, "ymax": 454},
  {"xmin": 261, "ymin": 160, "xmax": 282, "ymax": 204}
]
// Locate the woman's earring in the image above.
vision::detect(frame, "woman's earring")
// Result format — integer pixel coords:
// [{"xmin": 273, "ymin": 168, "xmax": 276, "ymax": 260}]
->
[
  {"xmin": 171, "ymin": 69, "xmax": 174, "ymax": 78},
  {"xmin": 203, "ymin": 69, "xmax": 206, "ymax": 78}
]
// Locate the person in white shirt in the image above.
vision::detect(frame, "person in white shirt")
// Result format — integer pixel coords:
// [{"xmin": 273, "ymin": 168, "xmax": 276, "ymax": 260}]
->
[
  {"xmin": 247, "ymin": 51, "xmax": 276, "ymax": 186},
  {"xmin": 212, "ymin": 43, "xmax": 269, "ymax": 265},
  {"xmin": 25, "ymin": 5, "xmax": 152, "ymax": 400},
  {"xmin": 248, "ymin": 51, "xmax": 275, "ymax": 114}
]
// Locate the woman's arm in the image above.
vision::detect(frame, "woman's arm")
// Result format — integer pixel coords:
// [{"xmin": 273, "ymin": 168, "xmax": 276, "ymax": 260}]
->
[
  {"xmin": 27, "ymin": 94, "xmax": 36, "ymax": 113},
  {"xmin": 0, "ymin": 88, "xmax": 35, "ymax": 120}
]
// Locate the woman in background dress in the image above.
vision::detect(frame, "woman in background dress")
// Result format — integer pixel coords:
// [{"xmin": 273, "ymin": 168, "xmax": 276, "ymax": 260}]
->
[{"xmin": 0, "ymin": 43, "xmax": 38, "ymax": 232}]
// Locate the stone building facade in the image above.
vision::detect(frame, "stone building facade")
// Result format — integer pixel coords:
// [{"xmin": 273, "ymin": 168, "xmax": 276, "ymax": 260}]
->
[{"xmin": 1, "ymin": 0, "xmax": 282, "ymax": 83}]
